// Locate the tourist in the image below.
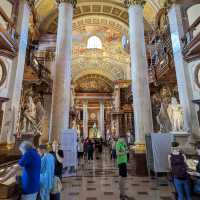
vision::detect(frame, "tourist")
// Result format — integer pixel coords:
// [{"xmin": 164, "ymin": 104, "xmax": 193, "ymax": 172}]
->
[
  {"xmin": 77, "ymin": 138, "xmax": 84, "ymax": 168},
  {"xmin": 0, "ymin": 141, "xmax": 41, "ymax": 200},
  {"xmin": 116, "ymin": 137, "xmax": 128, "ymax": 199},
  {"xmin": 168, "ymin": 142, "xmax": 192, "ymax": 200},
  {"xmin": 38, "ymin": 144, "xmax": 55, "ymax": 200},
  {"xmin": 111, "ymin": 138, "xmax": 117, "ymax": 161},
  {"xmin": 49, "ymin": 141, "xmax": 64, "ymax": 200},
  {"xmin": 87, "ymin": 140, "xmax": 94, "ymax": 163}
]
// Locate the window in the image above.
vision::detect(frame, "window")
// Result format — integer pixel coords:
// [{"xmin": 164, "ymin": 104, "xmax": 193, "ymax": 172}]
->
[{"xmin": 87, "ymin": 36, "xmax": 102, "ymax": 49}]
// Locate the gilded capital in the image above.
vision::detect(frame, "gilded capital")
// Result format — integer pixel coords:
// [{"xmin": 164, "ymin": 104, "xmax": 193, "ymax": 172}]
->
[
  {"xmin": 124, "ymin": 0, "xmax": 146, "ymax": 8},
  {"xmin": 56, "ymin": 0, "xmax": 77, "ymax": 8}
]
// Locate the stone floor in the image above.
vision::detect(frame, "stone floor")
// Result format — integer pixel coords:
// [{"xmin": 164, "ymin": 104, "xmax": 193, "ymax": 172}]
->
[{"xmin": 61, "ymin": 149, "xmax": 175, "ymax": 200}]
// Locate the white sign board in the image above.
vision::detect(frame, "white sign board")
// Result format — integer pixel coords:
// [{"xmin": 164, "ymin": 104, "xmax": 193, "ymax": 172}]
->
[{"xmin": 60, "ymin": 129, "xmax": 77, "ymax": 177}]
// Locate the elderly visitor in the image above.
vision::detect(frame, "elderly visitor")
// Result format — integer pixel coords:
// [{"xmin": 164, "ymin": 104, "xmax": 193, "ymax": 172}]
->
[
  {"xmin": 0, "ymin": 141, "xmax": 41, "ymax": 200},
  {"xmin": 38, "ymin": 144, "xmax": 55, "ymax": 200}
]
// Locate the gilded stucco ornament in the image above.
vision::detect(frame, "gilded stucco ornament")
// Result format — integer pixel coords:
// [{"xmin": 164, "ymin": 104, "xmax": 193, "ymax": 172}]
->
[
  {"xmin": 56, "ymin": 0, "xmax": 77, "ymax": 8},
  {"xmin": 124, "ymin": 0, "xmax": 146, "ymax": 8}
]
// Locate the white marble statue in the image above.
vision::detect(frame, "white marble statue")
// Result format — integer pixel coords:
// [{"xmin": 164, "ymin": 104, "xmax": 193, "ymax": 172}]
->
[
  {"xmin": 167, "ymin": 97, "xmax": 184, "ymax": 132},
  {"xmin": 26, "ymin": 96, "xmax": 36, "ymax": 120},
  {"xmin": 157, "ymin": 103, "xmax": 172, "ymax": 133}
]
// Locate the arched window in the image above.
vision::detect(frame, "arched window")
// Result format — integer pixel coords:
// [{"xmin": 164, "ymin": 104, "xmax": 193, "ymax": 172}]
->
[{"xmin": 87, "ymin": 36, "xmax": 102, "ymax": 49}]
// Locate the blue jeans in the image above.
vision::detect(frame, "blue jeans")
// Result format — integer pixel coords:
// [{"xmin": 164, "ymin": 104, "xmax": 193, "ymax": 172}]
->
[
  {"xmin": 21, "ymin": 193, "xmax": 38, "ymax": 200},
  {"xmin": 174, "ymin": 178, "xmax": 192, "ymax": 200}
]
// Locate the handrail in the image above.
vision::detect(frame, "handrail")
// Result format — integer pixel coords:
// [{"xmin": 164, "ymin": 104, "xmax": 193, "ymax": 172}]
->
[
  {"xmin": 188, "ymin": 16, "xmax": 200, "ymax": 33},
  {"xmin": 0, "ymin": 160, "xmax": 18, "ymax": 170},
  {"xmin": 183, "ymin": 16, "xmax": 200, "ymax": 45},
  {"xmin": 0, "ymin": 6, "xmax": 15, "ymax": 28}
]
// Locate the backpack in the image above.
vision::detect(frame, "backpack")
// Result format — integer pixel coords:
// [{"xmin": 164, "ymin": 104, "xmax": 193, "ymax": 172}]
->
[{"xmin": 170, "ymin": 153, "xmax": 188, "ymax": 179}]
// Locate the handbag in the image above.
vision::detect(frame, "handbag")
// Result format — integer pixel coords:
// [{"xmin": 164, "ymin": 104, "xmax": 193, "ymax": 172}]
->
[{"xmin": 51, "ymin": 176, "xmax": 62, "ymax": 194}]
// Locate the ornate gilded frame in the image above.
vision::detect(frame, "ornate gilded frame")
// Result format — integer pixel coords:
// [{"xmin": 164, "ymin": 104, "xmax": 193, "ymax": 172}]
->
[
  {"xmin": 0, "ymin": 58, "xmax": 7, "ymax": 87},
  {"xmin": 194, "ymin": 64, "xmax": 200, "ymax": 89}
]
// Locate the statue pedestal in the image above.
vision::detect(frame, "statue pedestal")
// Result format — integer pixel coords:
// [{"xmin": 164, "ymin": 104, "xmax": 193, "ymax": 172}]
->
[
  {"xmin": 171, "ymin": 131, "xmax": 189, "ymax": 146},
  {"xmin": 13, "ymin": 133, "xmax": 40, "ymax": 153}
]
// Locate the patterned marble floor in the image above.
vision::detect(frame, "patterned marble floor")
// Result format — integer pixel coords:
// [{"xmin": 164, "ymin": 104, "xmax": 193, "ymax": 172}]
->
[{"xmin": 61, "ymin": 149, "xmax": 175, "ymax": 200}]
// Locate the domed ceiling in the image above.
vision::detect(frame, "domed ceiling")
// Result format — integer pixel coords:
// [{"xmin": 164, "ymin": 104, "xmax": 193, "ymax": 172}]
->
[{"xmin": 33, "ymin": 0, "xmax": 166, "ymax": 91}]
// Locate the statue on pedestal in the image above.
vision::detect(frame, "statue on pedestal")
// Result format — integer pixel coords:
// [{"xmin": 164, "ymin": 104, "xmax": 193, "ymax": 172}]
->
[
  {"xmin": 157, "ymin": 103, "xmax": 172, "ymax": 133},
  {"xmin": 167, "ymin": 97, "xmax": 184, "ymax": 132}
]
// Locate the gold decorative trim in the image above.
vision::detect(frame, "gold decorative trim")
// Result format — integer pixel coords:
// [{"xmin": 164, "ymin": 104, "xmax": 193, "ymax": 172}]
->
[
  {"xmin": 56, "ymin": 0, "xmax": 77, "ymax": 8},
  {"xmin": 194, "ymin": 64, "xmax": 200, "ymax": 89},
  {"xmin": 0, "ymin": 58, "xmax": 7, "ymax": 87},
  {"xmin": 124, "ymin": 0, "xmax": 146, "ymax": 8}
]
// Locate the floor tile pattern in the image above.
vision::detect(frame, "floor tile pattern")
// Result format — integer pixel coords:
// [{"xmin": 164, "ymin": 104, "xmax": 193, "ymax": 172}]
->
[{"xmin": 61, "ymin": 149, "xmax": 175, "ymax": 200}]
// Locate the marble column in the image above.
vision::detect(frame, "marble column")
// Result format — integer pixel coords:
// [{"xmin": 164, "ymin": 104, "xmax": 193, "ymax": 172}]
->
[
  {"xmin": 0, "ymin": 0, "xmax": 31, "ymax": 144},
  {"xmin": 167, "ymin": 3, "xmax": 200, "ymax": 139},
  {"xmin": 114, "ymin": 85, "xmax": 120, "ymax": 112},
  {"xmin": 125, "ymin": 0, "xmax": 153, "ymax": 144},
  {"xmin": 99, "ymin": 101, "xmax": 105, "ymax": 139},
  {"xmin": 83, "ymin": 101, "xmax": 88, "ymax": 139},
  {"xmin": 51, "ymin": 0, "xmax": 76, "ymax": 141}
]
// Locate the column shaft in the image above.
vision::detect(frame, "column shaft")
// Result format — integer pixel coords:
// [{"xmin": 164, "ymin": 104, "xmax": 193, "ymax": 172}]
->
[
  {"xmin": 99, "ymin": 101, "xmax": 105, "ymax": 139},
  {"xmin": 168, "ymin": 4, "xmax": 200, "ymax": 138},
  {"xmin": 0, "ymin": 0, "xmax": 30, "ymax": 144},
  {"xmin": 128, "ymin": 4, "xmax": 153, "ymax": 144},
  {"xmin": 51, "ymin": 2, "xmax": 73, "ymax": 140},
  {"xmin": 83, "ymin": 101, "xmax": 88, "ymax": 139}
]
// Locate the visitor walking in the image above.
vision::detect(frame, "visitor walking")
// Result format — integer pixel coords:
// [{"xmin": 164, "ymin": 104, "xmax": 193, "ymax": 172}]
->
[
  {"xmin": 50, "ymin": 141, "xmax": 64, "ymax": 200},
  {"xmin": 168, "ymin": 142, "xmax": 192, "ymax": 200},
  {"xmin": 87, "ymin": 140, "xmax": 94, "ymax": 163},
  {"xmin": 38, "ymin": 144, "xmax": 55, "ymax": 200},
  {"xmin": 77, "ymin": 138, "xmax": 84, "ymax": 168},
  {"xmin": 116, "ymin": 137, "xmax": 128, "ymax": 200},
  {"xmin": 111, "ymin": 138, "xmax": 117, "ymax": 161},
  {"xmin": 0, "ymin": 141, "xmax": 41, "ymax": 200}
]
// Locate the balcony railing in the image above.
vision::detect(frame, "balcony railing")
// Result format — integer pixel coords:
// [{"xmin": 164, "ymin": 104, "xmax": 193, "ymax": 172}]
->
[
  {"xmin": 0, "ymin": 5, "xmax": 17, "ymax": 57},
  {"xmin": 30, "ymin": 54, "xmax": 52, "ymax": 85},
  {"xmin": 182, "ymin": 16, "xmax": 200, "ymax": 62}
]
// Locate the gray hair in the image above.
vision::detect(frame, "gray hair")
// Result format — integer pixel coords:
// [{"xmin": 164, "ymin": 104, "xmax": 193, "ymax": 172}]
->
[{"xmin": 19, "ymin": 141, "xmax": 33, "ymax": 154}]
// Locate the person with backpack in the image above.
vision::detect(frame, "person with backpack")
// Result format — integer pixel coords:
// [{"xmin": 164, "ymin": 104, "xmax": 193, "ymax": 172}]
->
[
  {"xmin": 168, "ymin": 142, "xmax": 192, "ymax": 200},
  {"xmin": 116, "ymin": 137, "xmax": 128, "ymax": 200}
]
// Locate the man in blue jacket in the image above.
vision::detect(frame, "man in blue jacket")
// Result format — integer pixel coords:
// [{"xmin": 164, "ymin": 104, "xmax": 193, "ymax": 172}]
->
[{"xmin": 0, "ymin": 141, "xmax": 41, "ymax": 200}]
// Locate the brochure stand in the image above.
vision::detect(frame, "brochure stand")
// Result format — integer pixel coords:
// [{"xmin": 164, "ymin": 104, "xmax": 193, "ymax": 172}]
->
[{"xmin": 60, "ymin": 129, "xmax": 77, "ymax": 177}]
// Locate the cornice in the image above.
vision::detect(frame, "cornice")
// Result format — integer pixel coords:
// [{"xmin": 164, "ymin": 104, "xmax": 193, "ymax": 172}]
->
[
  {"xmin": 123, "ymin": 0, "xmax": 146, "ymax": 8},
  {"xmin": 56, "ymin": 0, "xmax": 77, "ymax": 8}
]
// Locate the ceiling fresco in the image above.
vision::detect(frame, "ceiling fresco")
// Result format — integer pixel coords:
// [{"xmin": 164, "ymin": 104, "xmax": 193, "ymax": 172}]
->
[
  {"xmin": 74, "ymin": 74, "xmax": 114, "ymax": 93},
  {"xmin": 36, "ymin": 0, "xmax": 157, "ymax": 33},
  {"xmin": 72, "ymin": 25, "xmax": 130, "ymax": 81}
]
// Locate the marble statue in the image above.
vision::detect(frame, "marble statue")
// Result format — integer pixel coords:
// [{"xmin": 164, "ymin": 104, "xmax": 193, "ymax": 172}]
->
[
  {"xmin": 167, "ymin": 97, "xmax": 184, "ymax": 132},
  {"xmin": 72, "ymin": 119, "xmax": 76, "ymax": 129},
  {"xmin": 36, "ymin": 101, "xmax": 48, "ymax": 143},
  {"xmin": 23, "ymin": 96, "xmax": 37, "ymax": 131},
  {"xmin": 157, "ymin": 103, "xmax": 172, "ymax": 133},
  {"xmin": 93, "ymin": 123, "xmax": 98, "ymax": 138}
]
